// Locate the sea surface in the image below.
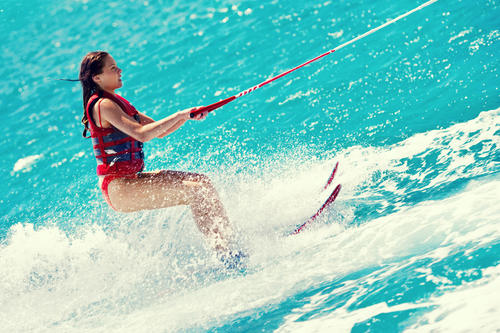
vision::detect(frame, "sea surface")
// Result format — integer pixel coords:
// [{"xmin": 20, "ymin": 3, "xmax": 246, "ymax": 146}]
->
[{"xmin": 1, "ymin": 0, "xmax": 499, "ymax": 332}]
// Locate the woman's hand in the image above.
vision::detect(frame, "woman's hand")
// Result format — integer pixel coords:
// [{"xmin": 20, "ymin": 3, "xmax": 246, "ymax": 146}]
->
[{"xmin": 178, "ymin": 106, "xmax": 207, "ymax": 121}]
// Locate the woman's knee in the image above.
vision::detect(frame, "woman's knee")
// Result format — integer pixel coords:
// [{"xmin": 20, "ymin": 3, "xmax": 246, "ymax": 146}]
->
[
  {"xmin": 186, "ymin": 173, "xmax": 216, "ymax": 192},
  {"xmin": 188, "ymin": 172, "xmax": 212, "ymax": 185},
  {"xmin": 112, "ymin": 205, "xmax": 134, "ymax": 213}
]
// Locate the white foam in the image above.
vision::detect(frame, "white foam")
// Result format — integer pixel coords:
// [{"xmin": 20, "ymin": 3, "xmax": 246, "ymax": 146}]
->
[
  {"xmin": 12, "ymin": 154, "xmax": 42, "ymax": 173},
  {"xmin": 405, "ymin": 265, "xmax": 500, "ymax": 332},
  {"xmin": 1, "ymin": 109, "xmax": 499, "ymax": 332},
  {"xmin": 333, "ymin": 108, "xmax": 499, "ymax": 203},
  {"xmin": 275, "ymin": 178, "xmax": 500, "ymax": 332},
  {"xmin": 448, "ymin": 28, "xmax": 473, "ymax": 43},
  {"xmin": 1, "ymin": 175, "xmax": 491, "ymax": 333},
  {"xmin": 278, "ymin": 89, "xmax": 319, "ymax": 105},
  {"xmin": 278, "ymin": 301, "xmax": 432, "ymax": 332}
]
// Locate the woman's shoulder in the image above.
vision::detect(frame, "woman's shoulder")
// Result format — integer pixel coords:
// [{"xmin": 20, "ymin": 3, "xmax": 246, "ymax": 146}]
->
[
  {"xmin": 94, "ymin": 93, "xmax": 136, "ymax": 118},
  {"xmin": 95, "ymin": 97, "xmax": 121, "ymax": 113},
  {"xmin": 91, "ymin": 97, "xmax": 121, "ymax": 128}
]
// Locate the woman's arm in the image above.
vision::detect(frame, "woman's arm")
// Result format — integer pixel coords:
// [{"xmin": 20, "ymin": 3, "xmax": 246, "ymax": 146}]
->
[
  {"xmin": 157, "ymin": 118, "xmax": 186, "ymax": 138},
  {"xmin": 98, "ymin": 99, "xmax": 201, "ymax": 142},
  {"xmin": 137, "ymin": 112, "xmax": 155, "ymax": 125},
  {"xmin": 137, "ymin": 111, "xmax": 184, "ymax": 138}
]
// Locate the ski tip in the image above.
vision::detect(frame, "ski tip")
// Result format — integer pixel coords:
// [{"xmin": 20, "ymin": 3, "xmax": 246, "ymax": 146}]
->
[
  {"xmin": 290, "ymin": 183, "xmax": 342, "ymax": 236},
  {"xmin": 324, "ymin": 161, "xmax": 339, "ymax": 190}
]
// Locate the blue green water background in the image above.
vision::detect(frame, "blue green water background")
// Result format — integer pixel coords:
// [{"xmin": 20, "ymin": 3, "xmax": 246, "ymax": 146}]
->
[{"xmin": 0, "ymin": 0, "xmax": 499, "ymax": 331}]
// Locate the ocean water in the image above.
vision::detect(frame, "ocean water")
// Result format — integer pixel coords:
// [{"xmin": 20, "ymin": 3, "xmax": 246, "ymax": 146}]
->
[{"xmin": 1, "ymin": 0, "xmax": 499, "ymax": 331}]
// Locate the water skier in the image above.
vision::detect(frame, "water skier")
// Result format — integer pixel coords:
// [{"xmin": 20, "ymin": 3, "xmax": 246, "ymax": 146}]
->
[{"xmin": 78, "ymin": 51, "xmax": 243, "ymax": 269}]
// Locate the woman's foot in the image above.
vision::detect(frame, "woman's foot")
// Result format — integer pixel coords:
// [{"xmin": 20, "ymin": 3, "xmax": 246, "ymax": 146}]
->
[{"xmin": 217, "ymin": 249, "xmax": 248, "ymax": 272}]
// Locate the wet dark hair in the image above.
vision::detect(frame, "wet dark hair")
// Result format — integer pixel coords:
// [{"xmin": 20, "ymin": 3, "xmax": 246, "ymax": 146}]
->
[{"xmin": 78, "ymin": 51, "xmax": 109, "ymax": 137}]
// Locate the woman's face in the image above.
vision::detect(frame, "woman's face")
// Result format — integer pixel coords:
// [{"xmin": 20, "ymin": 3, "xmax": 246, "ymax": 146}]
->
[{"xmin": 93, "ymin": 55, "xmax": 122, "ymax": 91}]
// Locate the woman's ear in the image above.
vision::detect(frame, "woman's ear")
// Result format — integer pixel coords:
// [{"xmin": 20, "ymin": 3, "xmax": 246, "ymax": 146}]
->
[{"xmin": 92, "ymin": 74, "xmax": 101, "ymax": 85}]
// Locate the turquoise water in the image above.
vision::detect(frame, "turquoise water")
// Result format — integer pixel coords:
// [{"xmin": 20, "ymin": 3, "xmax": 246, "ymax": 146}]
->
[{"xmin": 1, "ymin": 0, "xmax": 499, "ymax": 331}]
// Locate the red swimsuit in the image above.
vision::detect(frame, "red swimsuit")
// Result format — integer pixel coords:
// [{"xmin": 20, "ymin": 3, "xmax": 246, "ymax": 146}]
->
[{"xmin": 85, "ymin": 91, "xmax": 145, "ymax": 209}]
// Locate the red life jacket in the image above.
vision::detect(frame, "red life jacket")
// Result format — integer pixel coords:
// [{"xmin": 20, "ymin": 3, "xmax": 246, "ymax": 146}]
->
[{"xmin": 85, "ymin": 91, "xmax": 144, "ymax": 176}]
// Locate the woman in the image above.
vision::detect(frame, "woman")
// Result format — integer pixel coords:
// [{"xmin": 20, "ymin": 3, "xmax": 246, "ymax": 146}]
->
[{"xmin": 79, "ymin": 51, "xmax": 244, "ymax": 269}]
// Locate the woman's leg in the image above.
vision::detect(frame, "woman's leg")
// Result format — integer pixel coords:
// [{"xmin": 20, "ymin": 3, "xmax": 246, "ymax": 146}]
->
[{"xmin": 106, "ymin": 170, "xmax": 233, "ymax": 252}]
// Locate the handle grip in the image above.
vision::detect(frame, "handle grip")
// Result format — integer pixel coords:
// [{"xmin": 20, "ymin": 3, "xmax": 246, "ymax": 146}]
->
[{"xmin": 189, "ymin": 96, "xmax": 237, "ymax": 118}]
